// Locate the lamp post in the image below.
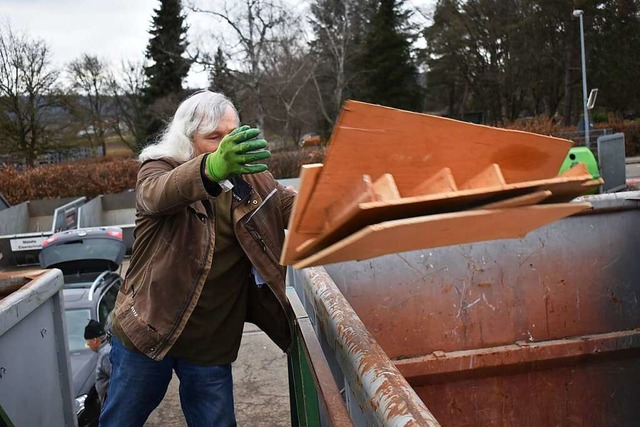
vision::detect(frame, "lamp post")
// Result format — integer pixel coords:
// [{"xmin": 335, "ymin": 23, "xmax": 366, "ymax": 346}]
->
[{"xmin": 573, "ymin": 9, "xmax": 590, "ymax": 148}]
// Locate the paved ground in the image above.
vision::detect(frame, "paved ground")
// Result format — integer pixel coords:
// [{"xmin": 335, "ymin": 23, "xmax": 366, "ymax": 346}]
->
[
  {"xmin": 625, "ymin": 156, "xmax": 640, "ymax": 181},
  {"xmin": 143, "ymin": 324, "xmax": 290, "ymax": 427},
  {"xmin": 114, "ymin": 261, "xmax": 292, "ymax": 427}
]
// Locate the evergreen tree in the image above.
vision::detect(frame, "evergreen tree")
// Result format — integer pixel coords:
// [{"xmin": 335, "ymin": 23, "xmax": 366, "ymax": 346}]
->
[
  {"xmin": 356, "ymin": 0, "xmax": 422, "ymax": 111},
  {"xmin": 208, "ymin": 47, "xmax": 236, "ymax": 99},
  {"xmin": 142, "ymin": 0, "xmax": 191, "ymax": 147},
  {"xmin": 590, "ymin": 0, "xmax": 640, "ymax": 116},
  {"xmin": 422, "ymin": 0, "xmax": 469, "ymax": 116},
  {"xmin": 309, "ymin": 0, "xmax": 375, "ymax": 135}
]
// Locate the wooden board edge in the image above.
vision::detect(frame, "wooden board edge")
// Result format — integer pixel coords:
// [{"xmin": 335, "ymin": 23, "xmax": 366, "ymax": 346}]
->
[
  {"xmin": 293, "ymin": 202, "xmax": 591, "ymax": 269},
  {"xmin": 281, "ymin": 164, "xmax": 323, "ymax": 265}
]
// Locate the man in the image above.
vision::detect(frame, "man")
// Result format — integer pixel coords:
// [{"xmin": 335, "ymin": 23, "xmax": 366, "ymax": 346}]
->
[
  {"xmin": 84, "ymin": 319, "xmax": 111, "ymax": 406},
  {"xmin": 100, "ymin": 90, "xmax": 296, "ymax": 427}
]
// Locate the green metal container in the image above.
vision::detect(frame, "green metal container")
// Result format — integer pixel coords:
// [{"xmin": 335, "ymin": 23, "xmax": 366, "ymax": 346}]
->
[
  {"xmin": 559, "ymin": 147, "xmax": 600, "ymax": 194},
  {"xmin": 559, "ymin": 146, "xmax": 600, "ymax": 179}
]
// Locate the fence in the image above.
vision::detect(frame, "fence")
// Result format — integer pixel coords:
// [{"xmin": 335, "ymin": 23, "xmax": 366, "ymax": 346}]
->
[
  {"xmin": 0, "ymin": 145, "xmax": 104, "ymax": 169},
  {"xmin": 555, "ymin": 128, "xmax": 612, "ymax": 147}
]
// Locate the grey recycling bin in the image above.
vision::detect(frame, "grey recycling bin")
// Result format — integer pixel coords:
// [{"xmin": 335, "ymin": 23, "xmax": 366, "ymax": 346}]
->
[
  {"xmin": 0, "ymin": 268, "xmax": 76, "ymax": 427},
  {"xmin": 0, "ymin": 197, "xmax": 86, "ymax": 267},
  {"xmin": 78, "ymin": 191, "xmax": 136, "ymax": 254}
]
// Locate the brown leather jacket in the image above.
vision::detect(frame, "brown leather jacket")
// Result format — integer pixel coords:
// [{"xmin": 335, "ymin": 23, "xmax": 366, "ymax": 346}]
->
[{"xmin": 114, "ymin": 154, "xmax": 296, "ymax": 361}]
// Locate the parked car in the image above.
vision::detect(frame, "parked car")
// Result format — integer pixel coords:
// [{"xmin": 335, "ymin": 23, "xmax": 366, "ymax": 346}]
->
[{"xmin": 39, "ymin": 227, "xmax": 125, "ymax": 427}]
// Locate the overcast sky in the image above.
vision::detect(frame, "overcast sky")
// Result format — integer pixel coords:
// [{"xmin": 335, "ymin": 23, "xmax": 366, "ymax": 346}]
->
[{"xmin": 1, "ymin": 0, "xmax": 433, "ymax": 89}]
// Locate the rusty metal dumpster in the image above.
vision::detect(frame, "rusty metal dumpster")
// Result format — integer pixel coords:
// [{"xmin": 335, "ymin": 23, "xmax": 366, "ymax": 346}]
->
[
  {"xmin": 288, "ymin": 191, "xmax": 640, "ymax": 426},
  {"xmin": 0, "ymin": 268, "xmax": 76, "ymax": 427}
]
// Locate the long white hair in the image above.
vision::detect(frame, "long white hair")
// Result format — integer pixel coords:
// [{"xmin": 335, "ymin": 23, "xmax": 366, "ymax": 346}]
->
[{"xmin": 139, "ymin": 90, "xmax": 239, "ymax": 162}]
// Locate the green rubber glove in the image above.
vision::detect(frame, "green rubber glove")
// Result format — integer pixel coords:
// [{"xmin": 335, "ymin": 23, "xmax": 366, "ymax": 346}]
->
[{"xmin": 205, "ymin": 125, "xmax": 271, "ymax": 182}]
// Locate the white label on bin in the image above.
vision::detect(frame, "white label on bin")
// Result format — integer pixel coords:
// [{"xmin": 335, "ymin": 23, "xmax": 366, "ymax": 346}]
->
[{"xmin": 10, "ymin": 237, "xmax": 45, "ymax": 251}]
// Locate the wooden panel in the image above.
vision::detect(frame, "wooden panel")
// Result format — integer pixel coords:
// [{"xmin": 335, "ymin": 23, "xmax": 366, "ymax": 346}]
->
[
  {"xmin": 405, "ymin": 168, "xmax": 457, "ymax": 197},
  {"xmin": 281, "ymin": 164, "xmax": 323, "ymax": 265},
  {"xmin": 296, "ymin": 100, "xmax": 573, "ymax": 234},
  {"xmin": 543, "ymin": 178, "xmax": 602, "ymax": 203},
  {"xmin": 285, "ymin": 174, "xmax": 598, "ymax": 264},
  {"xmin": 559, "ymin": 162, "xmax": 590, "ymax": 178},
  {"xmin": 478, "ymin": 190, "xmax": 552, "ymax": 209},
  {"xmin": 372, "ymin": 173, "xmax": 401, "ymax": 201},
  {"xmin": 293, "ymin": 203, "xmax": 591, "ymax": 269},
  {"xmin": 324, "ymin": 174, "xmax": 375, "ymax": 232},
  {"xmin": 459, "ymin": 164, "xmax": 506, "ymax": 190}
]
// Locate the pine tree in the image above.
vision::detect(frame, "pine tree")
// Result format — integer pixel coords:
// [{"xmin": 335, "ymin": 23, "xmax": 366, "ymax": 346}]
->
[
  {"xmin": 423, "ymin": 0, "xmax": 469, "ymax": 116},
  {"xmin": 356, "ymin": 0, "xmax": 422, "ymax": 111},
  {"xmin": 208, "ymin": 47, "xmax": 236, "ymax": 98},
  {"xmin": 142, "ymin": 0, "xmax": 191, "ymax": 146},
  {"xmin": 309, "ymin": 0, "xmax": 375, "ymax": 134}
]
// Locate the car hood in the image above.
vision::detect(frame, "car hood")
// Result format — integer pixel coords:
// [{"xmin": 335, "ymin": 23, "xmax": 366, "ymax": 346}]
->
[{"xmin": 69, "ymin": 350, "xmax": 97, "ymax": 397}]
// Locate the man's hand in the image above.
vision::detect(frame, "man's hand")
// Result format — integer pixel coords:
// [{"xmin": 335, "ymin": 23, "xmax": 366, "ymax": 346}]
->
[{"xmin": 205, "ymin": 125, "xmax": 271, "ymax": 182}]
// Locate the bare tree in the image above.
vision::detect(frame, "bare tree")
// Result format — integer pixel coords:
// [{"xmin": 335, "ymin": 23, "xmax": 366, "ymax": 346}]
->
[
  {"xmin": 260, "ymin": 21, "xmax": 318, "ymax": 145},
  {"xmin": 307, "ymin": 0, "xmax": 378, "ymax": 134},
  {"xmin": 107, "ymin": 60, "xmax": 148, "ymax": 152},
  {"xmin": 0, "ymin": 24, "xmax": 63, "ymax": 167},
  {"xmin": 309, "ymin": 0, "xmax": 356, "ymax": 127},
  {"xmin": 188, "ymin": 0, "xmax": 291, "ymax": 131},
  {"xmin": 67, "ymin": 54, "xmax": 110, "ymax": 155}
]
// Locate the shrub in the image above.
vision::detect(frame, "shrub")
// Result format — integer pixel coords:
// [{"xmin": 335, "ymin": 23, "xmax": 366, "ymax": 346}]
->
[
  {"xmin": 0, "ymin": 146, "xmax": 327, "ymax": 204},
  {"xmin": 0, "ymin": 158, "xmax": 139, "ymax": 205},
  {"xmin": 505, "ymin": 116, "xmax": 640, "ymax": 156},
  {"xmin": 503, "ymin": 116, "xmax": 576, "ymax": 136},
  {"xmin": 267, "ymin": 146, "xmax": 326, "ymax": 179},
  {"xmin": 602, "ymin": 118, "xmax": 640, "ymax": 156}
]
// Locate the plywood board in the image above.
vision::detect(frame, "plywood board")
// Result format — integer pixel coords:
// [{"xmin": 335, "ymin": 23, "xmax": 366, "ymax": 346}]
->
[
  {"xmin": 324, "ymin": 174, "xmax": 375, "ymax": 232},
  {"xmin": 459, "ymin": 164, "xmax": 506, "ymax": 190},
  {"xmin": 478, "ymin": 190, "xmax": 552, "ymax": 209},
  {"xmin": 293, "ymin": 203, "xmax": 591, "ymax": 269},
  {"xmin": 295, "ymin": 101, "xmax": 573, "ymax": 234},
  {"xmin": 281, "ymin": 164, "xmax": 323, "ymax": 265},
  {"xmin": 406, "ymin": 168, "xmax": 457, "ymax": 196},
  {"xmin": 287, "ymin": 174, "xmax": 599, "ymax": 263},
  {"xmin": 372, "ymin": 173, "xmax": 401, "ymax": 201},
  {"xmin": 560, "ymin": 161, "xmax": 590, "ymax": 178}
]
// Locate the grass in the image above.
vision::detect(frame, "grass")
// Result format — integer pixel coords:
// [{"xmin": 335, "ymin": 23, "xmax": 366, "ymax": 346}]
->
[{"xmin": 105, "ymin": 135, "xmax": 135, "ymax": 158}]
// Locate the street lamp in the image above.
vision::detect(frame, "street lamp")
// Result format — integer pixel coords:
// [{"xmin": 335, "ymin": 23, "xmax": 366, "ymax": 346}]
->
[{"xmin": 573, "ymin": 9, "xmax": 590, "ymax": 147}]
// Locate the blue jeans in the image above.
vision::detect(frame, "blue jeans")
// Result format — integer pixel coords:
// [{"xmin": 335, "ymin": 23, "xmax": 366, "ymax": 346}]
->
[{"xmin": 100, "ymin": 336, "xmax": 236, "ymax": 427}]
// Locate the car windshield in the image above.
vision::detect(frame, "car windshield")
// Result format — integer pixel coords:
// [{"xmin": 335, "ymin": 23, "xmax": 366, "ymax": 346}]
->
[
  {"xmin": 65, "ymin": 309, "xmax": 92, "ymax": 352},
  {"xmin": 63, "ymin": 272, "xmax": 102, "ymax": 289},
  {"xmin": 64, "ymin": 280, "xmax": 96, "ymax": 289}
]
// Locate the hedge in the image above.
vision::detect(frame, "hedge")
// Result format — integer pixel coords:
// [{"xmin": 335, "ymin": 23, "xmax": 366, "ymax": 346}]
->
[{"xmin": 0, "ymin": 147, "xmax": 326, "ymax": 205}]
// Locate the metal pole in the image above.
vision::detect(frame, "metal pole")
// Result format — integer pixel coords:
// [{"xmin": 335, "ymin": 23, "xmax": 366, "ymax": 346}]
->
[{"xmin": 576, "ymin": 10, "xmax": 590, "ymax": 148}]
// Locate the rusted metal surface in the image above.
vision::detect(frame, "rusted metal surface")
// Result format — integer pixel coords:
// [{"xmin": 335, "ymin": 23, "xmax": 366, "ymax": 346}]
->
[
  {"xmin": 324, "ymin": 208, "xmax": 640, "ymax": 360},
  {"xmin": 292, "ymin": 267, "xmax": 440, "ymax": 427},
  {"xmin": 287, "ymin": 288, "xmax": 354, "ymax": 426},
  {"xmin": 395, "ymin": 329, "xmax": 640, "ymax": 425},
  {"xmin": 313, "ymin": 192, "xmax": 640, "ymax": 425},
  {"xmin": 574, "ymin": 190, "xmax": 640, "ymax": 212},
  {"xmin": 410, "ymin": 357, "xmax": 640, "ymax": 426},
  {"xmin": 395, "ymin": 329, "xmax": 640, "ymax": 383}
]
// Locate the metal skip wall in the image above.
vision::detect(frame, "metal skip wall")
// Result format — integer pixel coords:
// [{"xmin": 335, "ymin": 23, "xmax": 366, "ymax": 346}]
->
[{"xmin": 290, "ymin": 191, "xmax": 640, "ymax": 426}]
